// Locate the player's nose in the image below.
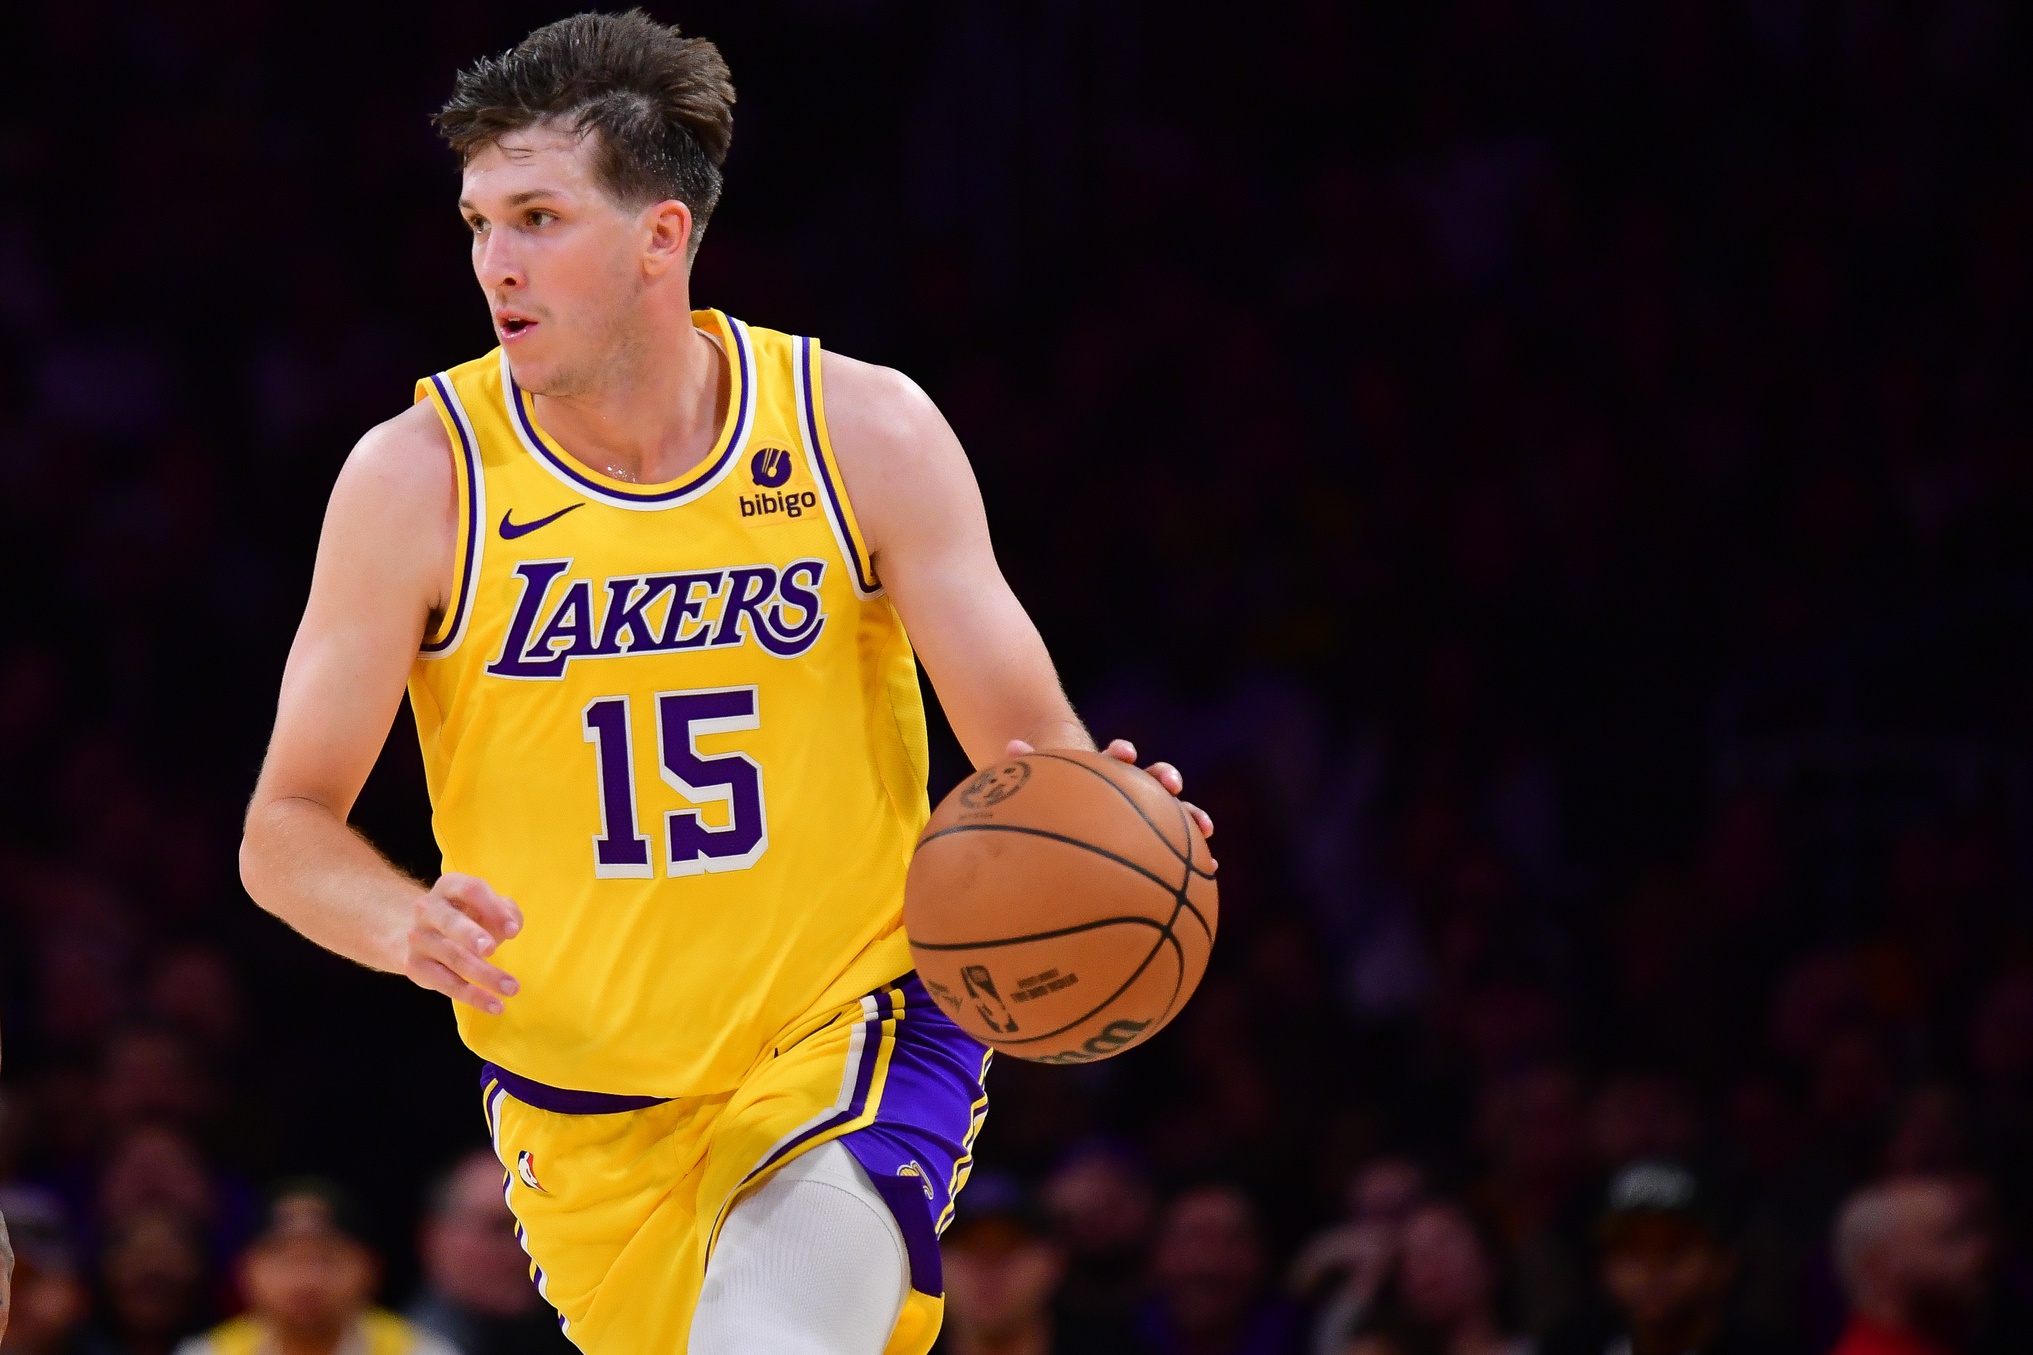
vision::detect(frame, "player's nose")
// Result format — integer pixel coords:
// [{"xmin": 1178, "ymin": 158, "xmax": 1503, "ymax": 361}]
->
[{"xmin": 474, "ymin": 236, "xmax": 525, "ymax": 290}]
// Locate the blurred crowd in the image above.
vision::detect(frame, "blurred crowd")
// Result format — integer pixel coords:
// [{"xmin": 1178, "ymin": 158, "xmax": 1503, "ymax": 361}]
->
[
  {"xmin": 1, "ymin": 1156, "xmax": 574, "ymax": 1355},
  {"xmin": 931, "ymin": 1155, "xmax": 2010, "ymax": 1355},
  {"xmin": 5, "ymin": 1, "xmax": 2033, "ymax": 1353}
]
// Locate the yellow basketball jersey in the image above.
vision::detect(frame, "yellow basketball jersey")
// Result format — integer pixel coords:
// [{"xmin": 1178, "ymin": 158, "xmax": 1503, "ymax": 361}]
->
[{"xmin": 408, "ymin": 310, "xmax": 929, "ymax": 1098}]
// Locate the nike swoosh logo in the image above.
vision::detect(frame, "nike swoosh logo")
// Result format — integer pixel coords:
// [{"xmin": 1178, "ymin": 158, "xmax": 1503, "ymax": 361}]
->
[{"xmin": 499, "ymin": 504, "xmax": 583, "ymax": 539}]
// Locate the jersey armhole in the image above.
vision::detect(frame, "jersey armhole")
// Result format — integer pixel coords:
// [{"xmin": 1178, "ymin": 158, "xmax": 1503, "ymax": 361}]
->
[
  {"xmin": 414, "ymin": 373, "xmax": 486, "ymax": 656},
  {"xmin": 793, "ymin": 337, "xmax": 883, "ymax": 599}
]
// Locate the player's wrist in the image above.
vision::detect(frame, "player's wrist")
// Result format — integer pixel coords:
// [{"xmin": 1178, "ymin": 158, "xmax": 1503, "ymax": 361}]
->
[{"xmin": 383, "ymin": 892, "xmax": 432, "ymax": 974}]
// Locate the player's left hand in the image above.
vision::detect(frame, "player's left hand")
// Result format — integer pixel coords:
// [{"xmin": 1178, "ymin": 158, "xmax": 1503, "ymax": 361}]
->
[{"xmin": 1005, "ymin": 738, "xmax": 1215, "ymax": 862}]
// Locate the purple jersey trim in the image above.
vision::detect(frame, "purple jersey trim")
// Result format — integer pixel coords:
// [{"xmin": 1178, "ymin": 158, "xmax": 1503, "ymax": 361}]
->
[
  {"xmin": 478, "ymin": 1062, "xmax": 672, "ymax": 1115},
  {"xmin": 797, "ymin": 336, "xmax": 882, "ymax": 595},
  {"xmin": 508, "ymin": 318, "xmax": 751, "ymax": 505},
  {"xmin": 420, "ymin": 372, "xmax": 480, "ymax": 654}
]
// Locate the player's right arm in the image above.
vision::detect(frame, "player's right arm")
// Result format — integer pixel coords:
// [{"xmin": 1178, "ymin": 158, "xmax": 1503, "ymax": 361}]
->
[{"xmin": 239, "ymin": 402, "xmax": 523, "ymax": 1015}]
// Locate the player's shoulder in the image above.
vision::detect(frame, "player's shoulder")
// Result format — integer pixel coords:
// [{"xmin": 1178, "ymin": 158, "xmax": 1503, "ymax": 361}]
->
[
  {"xmin": 344, "ymin": 399, "xmax": 455, "ymax": 499},
  {"xmin": 331, "ymin": 398, "xmax": 459, "ymax": 520},
  {"xmin": 811, "ymin": 348, "xmax": 972, "ymax": 547},
  {"xmin": 319, "ymin": 401, "xmax": 457, "ymax": 585},
  {"xmin": 816, "ymin": 347, "xmax": 947, "ymax": 452}
]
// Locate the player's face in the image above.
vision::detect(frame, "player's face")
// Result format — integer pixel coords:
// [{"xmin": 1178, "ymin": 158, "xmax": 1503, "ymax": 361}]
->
[{"xmin": 459, "ymin": 125, "xmax": 686, "ymax": 397}]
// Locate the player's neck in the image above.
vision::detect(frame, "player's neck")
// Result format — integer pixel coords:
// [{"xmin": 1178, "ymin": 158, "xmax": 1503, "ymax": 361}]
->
[{"xmin": 531, "ymin": 306, "xmax": 729, "ymax": 485}]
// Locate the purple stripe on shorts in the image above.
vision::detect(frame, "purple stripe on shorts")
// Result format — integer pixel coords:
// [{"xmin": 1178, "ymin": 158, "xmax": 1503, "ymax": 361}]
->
[
  {"xmin": 842, "ymin": 973, "xmax": 993, "ymax": 1296},
  {"xmin": 746, "ymin": 989, "xmax": 892, "ymax": 1180},
  {"xmin": 479, "ymin": 1062, "xmax": 672, "ymax": 1115}
]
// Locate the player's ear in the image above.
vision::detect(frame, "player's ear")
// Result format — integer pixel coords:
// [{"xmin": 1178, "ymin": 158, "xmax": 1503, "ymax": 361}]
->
[{"xmin": 643, "ymin": 199, "xmax": 692, "ymax": 277}]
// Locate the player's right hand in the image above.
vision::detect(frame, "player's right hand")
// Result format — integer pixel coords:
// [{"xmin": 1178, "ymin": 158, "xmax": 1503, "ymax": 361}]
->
[{"xmin": 405, "ymin": 872, "xmax": 524, "ymax": 1014}]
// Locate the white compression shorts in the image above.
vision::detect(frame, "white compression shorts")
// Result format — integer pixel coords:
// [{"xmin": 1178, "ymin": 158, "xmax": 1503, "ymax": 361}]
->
[{"xmin": 687, "ymin": 1140, "xmax": 910, "ymax": 1354}]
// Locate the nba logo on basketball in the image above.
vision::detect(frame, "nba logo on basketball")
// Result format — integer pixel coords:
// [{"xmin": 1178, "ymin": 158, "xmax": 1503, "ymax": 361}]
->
[{"xmin": 750, "ymin": 446, "xmax": 793, "ymax": 487}]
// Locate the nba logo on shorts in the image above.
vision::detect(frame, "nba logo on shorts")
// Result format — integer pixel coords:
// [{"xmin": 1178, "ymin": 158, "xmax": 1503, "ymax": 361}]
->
[
  {"xmin": 516, "ymin": 1150, "xmax": 547, "ymax": 1193},
  {"xmin": 750, "ymin": 446, "xmax": 793, "ymax": 487}
]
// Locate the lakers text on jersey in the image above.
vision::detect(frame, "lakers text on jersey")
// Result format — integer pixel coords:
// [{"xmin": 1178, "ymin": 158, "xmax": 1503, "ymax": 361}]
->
[{"xmin": 409, "ymin": 310, "xmax": 931, "ymax": 1098}]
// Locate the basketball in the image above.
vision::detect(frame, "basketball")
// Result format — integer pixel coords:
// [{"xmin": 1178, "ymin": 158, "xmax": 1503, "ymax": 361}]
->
[{"xmin": 904, "ymin": 749, "xmax": 1218, "ymax": 1063}]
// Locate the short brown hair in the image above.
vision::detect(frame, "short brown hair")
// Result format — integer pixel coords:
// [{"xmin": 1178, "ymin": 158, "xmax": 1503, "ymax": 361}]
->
[{"xmin": 436, "ymin": 10, "xmax": 735, "ymax": 252}]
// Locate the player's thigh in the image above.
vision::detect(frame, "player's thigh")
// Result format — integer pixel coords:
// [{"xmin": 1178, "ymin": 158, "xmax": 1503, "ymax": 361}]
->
[{"xmin": 490, "ymin": 1089, "xmax": 713, "ymax": 1345}]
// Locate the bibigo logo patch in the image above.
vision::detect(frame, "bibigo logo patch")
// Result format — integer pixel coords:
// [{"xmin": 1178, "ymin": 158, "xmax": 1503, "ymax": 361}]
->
[{"xmin": 750, "ymin": 446, "xmax": 794, "ymax": 487}]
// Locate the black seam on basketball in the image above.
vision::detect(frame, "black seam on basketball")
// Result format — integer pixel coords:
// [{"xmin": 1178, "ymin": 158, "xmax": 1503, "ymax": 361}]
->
[
  {"xmin": 914, "ymin": 887, "xmax": 1192, "ymax": 960},
  {"xmin": 1175, "ymin": 887, "xmax": 1212, "ymax": 942},
  {"xmin": 975, "ymin": 910, "xmax": 1179, "ymax": 1045},
  {"xmin": 913, "ymin": 834, "xmax": 1206, "ymax": 968},
  {"xmin": 1169, "ymin": 794, "xmax": 1215, "ymax": 883},
  {"xmin": 959, "ymin": 857, "xmax": 1195, "ymax": 1048},
  {"xmin": 918, "ymin": 823, "xmax": 1188, "ymax": 899},
  {"xmin": 947, "ymin": 882, "xmax": 1191, "ymax": 1047},
  {"xmin": 1165, "ymin": 785, "xmax": 1216, "ymax": 881},
  {"xmin": 1025, "ymin": 926, "xmax": 1181, "ymax": 1058},
  {"xmin": 1036, "ymin": 895, "xmax": 1188, "ymax": 1051},
  {"xmin": 1028, "ymin": 752, "xmax": 1199, "ymax": 869},
  {"xmin": 1164, "ymin": 837, "xmax": 1214, "ymax": 942},
  {"xmin": 910, "ymin": 914, "xmax": 1169, "ymax": 951},
  {"xmin": 1147, "ymin": 929, "xmax": 1187, "ymax": 1035},
  {"xmin": 1172, "ymin": 805, "xmax": 1207, "ymax": 934},
  {"xmin": 1158, "ymin": 884, "xmax": 1195, "ymax": 1011},
  {"xmin": 919, "ymin": 824, "xmax": 1210, "ymax": 944}
]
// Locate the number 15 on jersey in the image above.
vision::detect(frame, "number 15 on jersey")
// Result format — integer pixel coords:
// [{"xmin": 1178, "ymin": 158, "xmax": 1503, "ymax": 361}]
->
[{"xmin": 581, "ymin": 686, "xmax": 769, "ymax": 879}]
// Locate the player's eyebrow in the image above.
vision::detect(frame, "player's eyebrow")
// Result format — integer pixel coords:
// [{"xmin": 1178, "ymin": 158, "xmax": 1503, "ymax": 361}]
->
[{"xmin": 458, "ymin": 189, "xmax": 566, "ymax": 212}]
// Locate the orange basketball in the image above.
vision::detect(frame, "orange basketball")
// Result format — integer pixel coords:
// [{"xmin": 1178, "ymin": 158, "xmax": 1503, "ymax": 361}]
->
[{"xmin": 905, "ymin": 749, "xmax": 1218, "ymax": 1063}]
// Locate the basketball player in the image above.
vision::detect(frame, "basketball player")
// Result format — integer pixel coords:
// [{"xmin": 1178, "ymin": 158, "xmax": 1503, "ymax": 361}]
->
[{"xmin": 238, "ymin": 12, "xmax": 1208, "ymax": 1355}]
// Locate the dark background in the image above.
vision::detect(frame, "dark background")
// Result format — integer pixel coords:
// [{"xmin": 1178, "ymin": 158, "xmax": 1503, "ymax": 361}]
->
[{"xmin": 3, "ymin": 0, "xmax": 2032, "ymax": 1351}]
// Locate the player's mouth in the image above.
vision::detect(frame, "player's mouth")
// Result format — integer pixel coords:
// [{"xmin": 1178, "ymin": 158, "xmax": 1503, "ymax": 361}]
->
[{"xmin": 496, "ymin": 312, "xmax": 540, "ymax": 342}]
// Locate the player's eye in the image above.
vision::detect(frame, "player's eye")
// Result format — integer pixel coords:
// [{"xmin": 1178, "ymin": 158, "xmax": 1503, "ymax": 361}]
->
[
  {"xmin": 466, "ymin": 216, "xmax": 488, "ymax": 236},
  {"xmin": 526, "ymin": 210, "xmax": 555, "ymax": 229}
]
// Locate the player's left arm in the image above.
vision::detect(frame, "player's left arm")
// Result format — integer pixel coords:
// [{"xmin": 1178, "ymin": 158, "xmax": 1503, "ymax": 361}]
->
[{"xmin": 820, "ymin": 349, "xmax": 1212, "ymax": 841}]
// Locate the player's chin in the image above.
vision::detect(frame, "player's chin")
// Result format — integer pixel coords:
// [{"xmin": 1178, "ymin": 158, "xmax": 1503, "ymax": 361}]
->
[{"xmin": 501, "ymin": 346, "xmax": 561, "ymax": 392}]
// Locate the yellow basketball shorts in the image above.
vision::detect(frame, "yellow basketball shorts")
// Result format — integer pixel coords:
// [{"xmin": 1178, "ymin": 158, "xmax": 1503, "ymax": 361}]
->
[{"xmin": 480, "ymin": 975, "xmax": 991, "ymax": 1354}]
